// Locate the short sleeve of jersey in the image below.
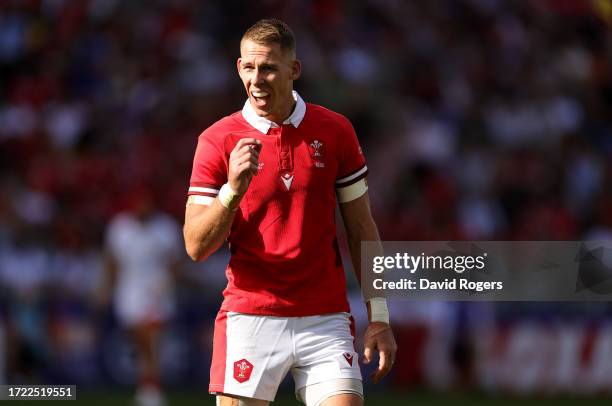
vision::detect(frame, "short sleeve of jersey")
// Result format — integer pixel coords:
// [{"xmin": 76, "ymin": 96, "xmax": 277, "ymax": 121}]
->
[
  {"xmin": 188, "ymin": 129, "xmax": 227, "ymax": 199},
  {"xmin": 335, "ymin": 117, "xmax": 368, "ymax": 189},
  {"xmin": 155, "ymin": 215, "xmax": 183, "ymax": 262},
  {"xmin": 105, "ymin": 215, "xmax": 124, "ymax": 256}
]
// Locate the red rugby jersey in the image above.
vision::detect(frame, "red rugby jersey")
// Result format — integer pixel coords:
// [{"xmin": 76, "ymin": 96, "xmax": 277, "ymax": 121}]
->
[{"xmin": 188, "ymin": 93, "xmax": 367, "ymax": 316}]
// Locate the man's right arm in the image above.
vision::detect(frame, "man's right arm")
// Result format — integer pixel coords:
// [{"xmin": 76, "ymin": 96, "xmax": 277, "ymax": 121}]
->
[
  {"xmin": 183, "ymin": 137, "xmax": 262, "ymax": 262},
  {"xmin": 184, "ymin": 198, "xmax": 237, "ymax": 261}
]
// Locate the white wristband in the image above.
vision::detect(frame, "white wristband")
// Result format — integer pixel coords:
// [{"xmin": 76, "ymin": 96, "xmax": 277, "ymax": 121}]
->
[
  {"xmin": 368, "ymin": 297, "xmax": 390, "ymax": 324},
  {"xmin": 218, "ymin": 183, "xmax": 242, "ymax": 210}
]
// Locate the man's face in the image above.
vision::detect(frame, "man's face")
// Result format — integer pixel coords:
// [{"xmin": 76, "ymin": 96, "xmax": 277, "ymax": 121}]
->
[{"xmin": 237, "ymin": 39, "xmax": 301, "ymax": 123}]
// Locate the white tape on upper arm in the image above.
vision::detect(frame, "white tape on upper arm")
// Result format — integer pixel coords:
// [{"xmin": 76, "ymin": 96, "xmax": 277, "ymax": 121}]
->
[
  {"xmin": 336, "ymin": 178, "xmax": 368, "ymax": 203},
  {"xmin": 187, "ymin": 195, "xmax": 214, "ymax": 206}
]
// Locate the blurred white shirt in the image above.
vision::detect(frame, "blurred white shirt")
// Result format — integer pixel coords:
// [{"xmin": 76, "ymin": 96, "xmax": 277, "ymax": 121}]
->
[{"xmin": 106, "ymin": 212, "xmax": 182, "ymax": 327}]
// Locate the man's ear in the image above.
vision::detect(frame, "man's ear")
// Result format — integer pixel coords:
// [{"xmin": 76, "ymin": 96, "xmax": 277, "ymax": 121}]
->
[
  {"xmin": 236, "ymin": 58, "xmax": 242, "ymax": 76},
  {"xmin": 291, "ymin": 59, "xmax": 302, "ymax": 80}
]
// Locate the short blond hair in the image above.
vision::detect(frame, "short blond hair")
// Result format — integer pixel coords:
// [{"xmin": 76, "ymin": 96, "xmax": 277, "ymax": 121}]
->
[{"xmin": 241, "ymin": 19, "xmax": 296, "ymax": 57}]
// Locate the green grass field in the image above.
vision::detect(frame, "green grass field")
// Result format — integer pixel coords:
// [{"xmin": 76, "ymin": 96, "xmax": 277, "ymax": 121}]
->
[{"xmin": 2, "ymin": 390, "xmax": 610, "ymax": 405}]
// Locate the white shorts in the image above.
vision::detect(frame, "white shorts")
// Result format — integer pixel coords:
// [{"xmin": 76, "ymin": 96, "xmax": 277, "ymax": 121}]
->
[
  {"xmin": 114, "ymin": 282, "xmax": 174, "ymax": 327},
  {"xmin": 209, "ymin": 311, "xmax": 362, "ymax": 402}
]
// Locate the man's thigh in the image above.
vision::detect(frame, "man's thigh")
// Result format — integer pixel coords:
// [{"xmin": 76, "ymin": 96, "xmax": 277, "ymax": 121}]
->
[
  {"xmin": 293, "ymin": 314, "xmax": 363, "ymax": 406},
  {"xmin": 297, "ymin": 379, "xmax": 363, "ymax": 406},
  {"xmin": 216, "ymin": 394, "xmax": 270, "ymax": 406},
  {"xmin": 320, "ymin": 393, "xmax": 363, "ymax": 406},
  {"xmin": 210, "ymin": 311, "xmax": 293, "ymax": 402}
]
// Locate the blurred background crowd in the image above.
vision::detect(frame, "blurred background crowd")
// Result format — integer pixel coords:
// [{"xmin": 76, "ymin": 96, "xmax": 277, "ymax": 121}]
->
[{"xmin": 0, "ymin": 0, "xmax": 611, "ymax": 400}]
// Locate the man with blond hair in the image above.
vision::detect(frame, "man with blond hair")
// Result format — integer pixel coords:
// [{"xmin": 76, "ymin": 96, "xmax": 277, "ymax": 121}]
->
[{"xmin": 184, "ymin": 19, "xmax": 396, "ymax": 406}]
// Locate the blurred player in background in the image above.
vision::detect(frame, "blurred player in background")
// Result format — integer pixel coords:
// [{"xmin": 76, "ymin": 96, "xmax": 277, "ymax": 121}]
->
[
  {"xmin": 102, "ymin": 188, "xmax": 182, "ymax": 406},
  {"xmin": 184, "ymin": 19, "xmax": 397, "ymax": 406}
]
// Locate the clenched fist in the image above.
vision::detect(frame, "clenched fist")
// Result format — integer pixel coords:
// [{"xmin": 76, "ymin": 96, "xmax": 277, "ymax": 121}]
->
[{"xmin": 228, "ymin": 138, "xmax": 262, "ymax": 195}]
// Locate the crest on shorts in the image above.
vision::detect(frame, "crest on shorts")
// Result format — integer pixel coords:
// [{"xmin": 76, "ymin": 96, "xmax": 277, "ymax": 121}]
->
[
  {"xmin": 342, "ymin": 352, "xmax": 354, "ymax": 367},
  {"xmin": 233, "ymin": 359, "xmax": 253, "ymax": 383},
  {"xmin": 308, "ymin": 139, "xmax": 326, "ymax": 168}
]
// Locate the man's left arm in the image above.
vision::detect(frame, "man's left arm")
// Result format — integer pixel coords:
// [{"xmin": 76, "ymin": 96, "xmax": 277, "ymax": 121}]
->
[{"xmin": 339, "ymin": 190, "xmax": 398, "ymax": 383}]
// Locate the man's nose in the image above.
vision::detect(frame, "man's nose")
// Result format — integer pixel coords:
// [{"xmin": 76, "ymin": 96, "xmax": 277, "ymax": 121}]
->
[{"xmin": 253, "ymin": 68, "xmax": 265, "ymax": 83}]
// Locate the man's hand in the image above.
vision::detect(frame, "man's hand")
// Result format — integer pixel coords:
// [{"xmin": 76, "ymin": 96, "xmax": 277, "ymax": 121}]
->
[
  {"xmin": 363, "ymin": 322, "xmax": 397, "ymax": 383},
  {"xmin": 228, "ymin": 138, "xmax": 262, "ymax": 195}
]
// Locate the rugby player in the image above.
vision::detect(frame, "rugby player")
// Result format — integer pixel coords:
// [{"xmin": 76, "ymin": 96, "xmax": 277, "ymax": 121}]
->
[
  {"xmin": 184, "ymin": 19, "xmax": 396, "ymax": 406},
  {"xmin": 104, "ymin": 190, "xmax": 182, "ymax": 406}
]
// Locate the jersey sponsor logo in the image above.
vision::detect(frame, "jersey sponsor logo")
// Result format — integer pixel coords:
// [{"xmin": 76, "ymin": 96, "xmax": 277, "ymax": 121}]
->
[
  {"xmin": 281, "ymin": 173, "xmax": 294, "ymax": 190},
  {"xmin": 309, "ymin": 139, "xmax": 326, "ymax": 168},
  {"xmin": 233, "ymin": 359, "xmax": 253, "ymax": 383},
  {"xmin": 343, "ymin": 352, "xmax": 354, "ymax": 366}
]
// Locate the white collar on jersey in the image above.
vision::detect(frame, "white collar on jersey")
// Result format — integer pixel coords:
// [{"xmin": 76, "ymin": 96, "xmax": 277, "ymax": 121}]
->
[{"xmin": 241, "ymin": 90, "xmax": 306, "ymax": 134}]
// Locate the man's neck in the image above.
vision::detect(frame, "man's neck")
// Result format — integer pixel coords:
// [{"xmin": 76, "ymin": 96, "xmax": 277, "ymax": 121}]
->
[
  {"xmin": 274, "ymin": 99, "xmax": 297, "ymax": 125},
  {"xmin": 257, "ymin": 94, "xmax": 296, "ymax": 125}
]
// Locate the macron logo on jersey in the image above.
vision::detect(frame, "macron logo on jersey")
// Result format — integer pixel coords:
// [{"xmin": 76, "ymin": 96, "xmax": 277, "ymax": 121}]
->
[{"xmin": 281, "ymin": 173, "xmax": 294, "ymax": 190}]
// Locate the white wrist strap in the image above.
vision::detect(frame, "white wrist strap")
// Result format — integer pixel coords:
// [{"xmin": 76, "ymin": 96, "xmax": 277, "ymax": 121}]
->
[
  {"xmin": 218, "ymin": 183, "xmax": 241, "ymax": 210},
  {"xmin": 368, "ymin": 297, "xmax": 390, "ymax": 324}
]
